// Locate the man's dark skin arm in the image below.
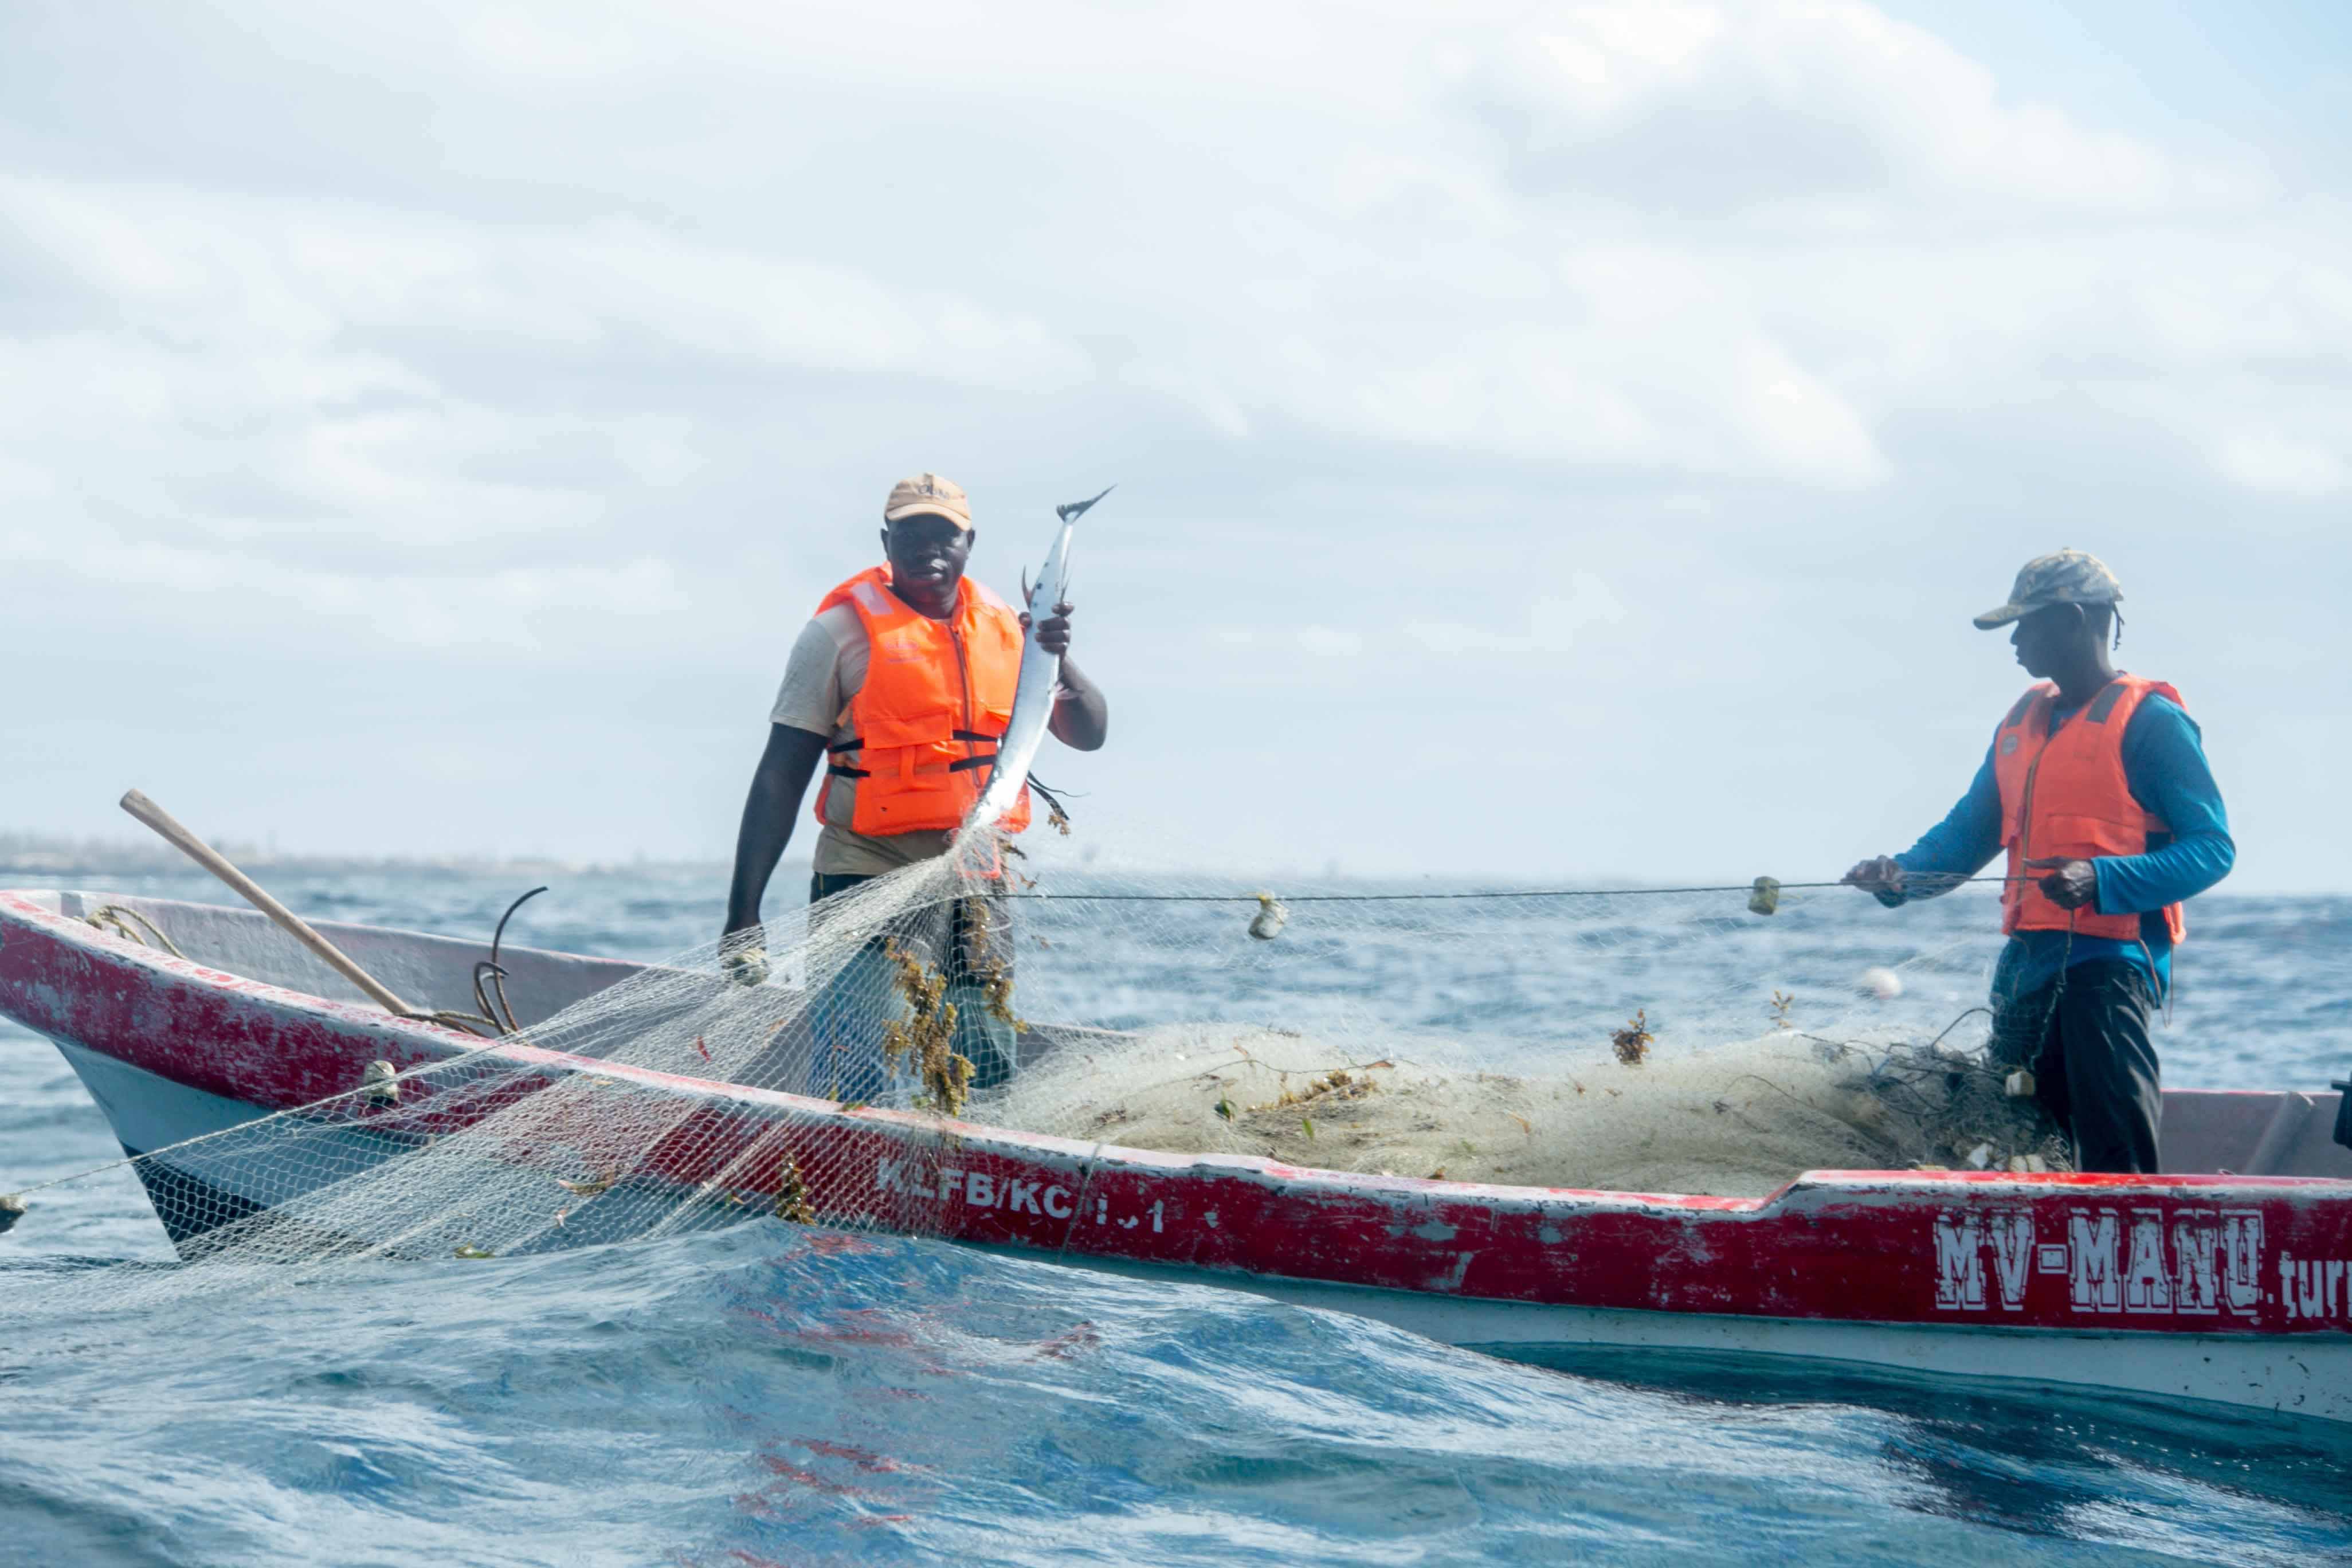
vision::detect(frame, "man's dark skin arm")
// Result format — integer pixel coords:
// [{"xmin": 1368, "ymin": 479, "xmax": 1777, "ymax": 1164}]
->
[
  {"xmin": 724, "ymin": 725, "xmax": 828, "ymax": 944},
  {"xmin": 1034, "ymin": 603, "xmax": 1108, "ymax": 751}
]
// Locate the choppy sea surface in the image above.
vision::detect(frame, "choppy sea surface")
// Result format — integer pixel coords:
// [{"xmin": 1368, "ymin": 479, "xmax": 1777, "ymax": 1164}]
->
[{"xmin": 4, "ymin": 866, "xmax": 2350, "ymax": 1566}]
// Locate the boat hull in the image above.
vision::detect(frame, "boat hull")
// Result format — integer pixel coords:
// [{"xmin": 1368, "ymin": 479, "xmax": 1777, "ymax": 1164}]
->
[{"xmin": 7, "ymin": 888, "xmax": 2351, "ymax": 1425}]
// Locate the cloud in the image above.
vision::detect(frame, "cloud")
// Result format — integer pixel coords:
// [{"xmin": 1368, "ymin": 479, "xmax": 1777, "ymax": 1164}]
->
[
  {"xmin": 15, "ymin": 0, "xmax": 2337, "ymax": 523},
  {"xmin": 0, "ymin": 175, "xmax": 1092, "ymax": 393},
  {"xmin": 4, "ymin": 515, "xmax": 689, "ymax": 652},
  {"xmin": 2212, "ymin": 430, "xmax": 2349, "ymax": 496},
  {"xmin": 1296, "ymin": 626, "xmax": 1366, "ymax": 658},
  {"xmin": 1406, "ymin": 573, "xmax": 1628, "ymax": 657},
  {"xmin": 1484, "ymin": 0, "xmax": 2245, "ymax": 214}
]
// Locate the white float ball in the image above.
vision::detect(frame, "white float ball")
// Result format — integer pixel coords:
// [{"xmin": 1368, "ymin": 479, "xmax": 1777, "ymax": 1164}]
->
[{"xmin": 1858, "ymin": 966, "xmax": 1903, "ymax": 1001}]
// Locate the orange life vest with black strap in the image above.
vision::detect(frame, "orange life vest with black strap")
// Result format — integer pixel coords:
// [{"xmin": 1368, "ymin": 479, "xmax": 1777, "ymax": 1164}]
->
[
  {"xmin": 812, "ymin": 566, "xmax": 1032, "ymax": 837},
  {"xmin": 1992, "ymin": 673, "xmax": 2188, "ymax": 945}
]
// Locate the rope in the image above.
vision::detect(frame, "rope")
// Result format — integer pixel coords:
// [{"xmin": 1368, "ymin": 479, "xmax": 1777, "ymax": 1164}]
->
[
  {"xmin": 85, "ymin": 905, "xmax": 187, "ymax": 959},
  {"xmin": 1003, "ymin": 873, "xmax": 2021, "ymax": 903}
]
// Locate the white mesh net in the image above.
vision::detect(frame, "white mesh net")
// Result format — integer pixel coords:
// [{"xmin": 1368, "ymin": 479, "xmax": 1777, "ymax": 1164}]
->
[{"xmin": 9, "ymin": 820, "xmax": 2064, "ymax": 1311}]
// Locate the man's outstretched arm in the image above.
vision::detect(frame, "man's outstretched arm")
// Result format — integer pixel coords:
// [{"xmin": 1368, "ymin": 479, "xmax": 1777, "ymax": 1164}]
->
[{"xmin": 724, "ymin": 725, "xmax": 829, "ymax": 940}]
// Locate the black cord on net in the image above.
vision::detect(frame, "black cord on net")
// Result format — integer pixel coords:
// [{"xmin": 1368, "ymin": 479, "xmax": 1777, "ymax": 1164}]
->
[{"xmin": 999, "ymin": 873, "xmax": 2026, "ymax": 904}]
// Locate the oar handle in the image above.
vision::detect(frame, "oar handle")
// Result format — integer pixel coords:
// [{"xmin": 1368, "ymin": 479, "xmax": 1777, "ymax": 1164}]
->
[{"xmin": 119, "ymin": 789, "xmax": 414, "ymax": 1017}]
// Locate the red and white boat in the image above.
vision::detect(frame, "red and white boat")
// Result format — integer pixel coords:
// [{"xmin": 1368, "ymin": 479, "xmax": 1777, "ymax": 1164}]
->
[{"xmin": 6, "ymin": 887, "xmax": 2350, "ymax": 1423}]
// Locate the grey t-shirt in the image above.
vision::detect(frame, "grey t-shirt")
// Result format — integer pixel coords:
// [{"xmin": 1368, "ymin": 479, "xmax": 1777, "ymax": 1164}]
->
[{"xmin": 769, "ymin": 603, "xmax": 954, "ymax": 876}]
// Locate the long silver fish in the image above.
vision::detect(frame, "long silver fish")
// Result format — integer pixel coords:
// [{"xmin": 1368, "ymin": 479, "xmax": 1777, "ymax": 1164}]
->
[{"xmin": 966, "ymin": 485, "xmax": 1113, "ymax": 833}]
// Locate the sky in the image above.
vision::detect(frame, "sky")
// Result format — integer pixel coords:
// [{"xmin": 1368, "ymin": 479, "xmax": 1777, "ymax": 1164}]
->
[{"xmin": 3, "ymin": 1, "xmax": 2347, "ymax": 889}]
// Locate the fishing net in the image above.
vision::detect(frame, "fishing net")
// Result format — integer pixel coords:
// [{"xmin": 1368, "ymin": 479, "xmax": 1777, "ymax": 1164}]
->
[{"xmin": 6, "ymin": 818, "xmax": 2064, "ymax": 1308}]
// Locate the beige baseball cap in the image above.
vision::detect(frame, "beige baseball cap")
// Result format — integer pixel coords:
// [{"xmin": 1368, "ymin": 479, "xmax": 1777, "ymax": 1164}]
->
[{"xmin": 883, "ymin": 472, "xmax": 973, "ymax": 531}]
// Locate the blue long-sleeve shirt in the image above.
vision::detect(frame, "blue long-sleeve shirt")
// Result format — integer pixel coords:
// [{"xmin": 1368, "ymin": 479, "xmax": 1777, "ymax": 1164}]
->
[{"xmin": 1886, "ymin": 687, "xmax": 2235, "ymax": 1008}]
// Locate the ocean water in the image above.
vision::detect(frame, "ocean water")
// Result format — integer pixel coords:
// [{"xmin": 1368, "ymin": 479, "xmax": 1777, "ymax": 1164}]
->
[{"xmin": 4, "ymin": 867, "xmax": 2350, "ymax": 1566}]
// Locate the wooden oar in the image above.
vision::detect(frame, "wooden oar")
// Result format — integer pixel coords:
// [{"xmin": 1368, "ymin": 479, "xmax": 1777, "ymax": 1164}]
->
[{"xmin": 119, "ymin": 788, "xmax": 415, "ymax": 1016}]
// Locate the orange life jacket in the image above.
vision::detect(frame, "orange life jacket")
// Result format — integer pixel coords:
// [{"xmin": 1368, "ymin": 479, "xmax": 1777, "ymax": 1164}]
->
[
  {"xmin": 1992, "ymin": 674, "xmax": 2187, "ymax": 945},
  {"xmin": 813, "ymin": 566, "xmax": 1032, "ymax": 837}
]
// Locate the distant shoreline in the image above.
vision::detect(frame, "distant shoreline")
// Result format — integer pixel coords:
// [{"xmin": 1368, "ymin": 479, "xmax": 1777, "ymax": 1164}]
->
[{"xmin": 0, "ymin": 832, "xmax": 726, "ymax": 880}]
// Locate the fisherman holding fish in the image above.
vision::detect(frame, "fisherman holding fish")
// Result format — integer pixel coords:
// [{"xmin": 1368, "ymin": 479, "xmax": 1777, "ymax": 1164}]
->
[
  {"xmin": 722, "ymin": 472, "xmax": 1110, "ymax": 1096},
  {"xmin": 1843, "ymin": 551, "xmax": 2233, "ymax": 1174}
]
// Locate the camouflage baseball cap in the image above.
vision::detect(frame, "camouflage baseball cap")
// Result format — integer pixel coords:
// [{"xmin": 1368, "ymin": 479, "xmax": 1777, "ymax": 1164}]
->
[{"xmin": 1973, "ymin": 550, "xmax": 2123, "ymax": 629}]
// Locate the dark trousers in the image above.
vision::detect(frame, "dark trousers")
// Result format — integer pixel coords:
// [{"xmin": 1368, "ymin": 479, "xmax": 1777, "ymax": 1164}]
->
[
  {"xmin": 1992, "ymin": 959, "xmax": 2161, "ymax": 1174},
  {"xmin": 808, "ymin": 872, "xmax": 1018, "ymax": 1093}
]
